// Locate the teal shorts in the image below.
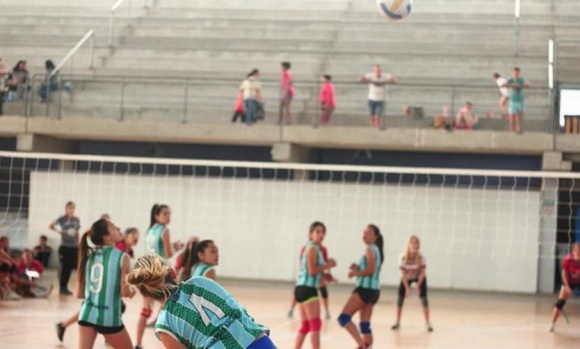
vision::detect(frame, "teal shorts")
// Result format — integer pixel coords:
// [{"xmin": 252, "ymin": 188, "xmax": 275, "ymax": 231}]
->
[{"xmin": 509, "ymin": 101, "xmax": 525, "ymax": 115}]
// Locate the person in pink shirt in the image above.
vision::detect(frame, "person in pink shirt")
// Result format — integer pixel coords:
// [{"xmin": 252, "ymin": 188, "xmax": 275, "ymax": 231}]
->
[
  {"xmin": 14, "ymin": 249, "xmax": 45, "ymax": 297},
  {"xmin": 319, "ymin": 75, "xmax": 336, "ymax": 126},
  {"xmin": 279, "ymin": 61, "xmax": 295, "ymax": 125}
]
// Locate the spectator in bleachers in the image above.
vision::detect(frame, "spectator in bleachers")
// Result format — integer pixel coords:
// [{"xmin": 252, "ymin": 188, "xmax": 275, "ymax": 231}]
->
[
  {"xmin": 404, "ymin": 105, "xmax": 425, "ymax": 119},
  {"xmin": 359, "ymin": 64, "xmax": 397, "ymax": 128},
  {"xmin": 49, "ymin": 201, "xmax": 80, "ymax": 295},
  {"xmin": 0, "ymin": 57, "xmax": 10, "ymax": 116},
  {"xmin": 33, "ymin": 235, "xmax": 52, "ymax": 268},
  {"xmin": 503, "ymin": 67, "xmax": 530, "ymax": 134},
  {"xmin": 279, "ymin": 61, "xmax": 294, "ymax": 125},
  {"xmin": 8, "ymin": 60, "xmax": 29, "ymax": 101},
  {"xmin": 39, "ymin": 59, "xmax": 59, "ymax": 103},
  {"xmin": 240, "ymin": 69, "xmax": 263, "ymax": 125},
  {"xmin": 493, "ymin": 73, "xmax": 509, "ymax": 118},
  {"xmin": 231, "ymin": 93, "xmax": 246, "ymax": 123},
  {"xmin": 454, "ymin": 101, "xmax": 479, "ymax": 130},
  {"xmin": 319, "ymin": 74, "xmax": 336, "ymax": 126}
]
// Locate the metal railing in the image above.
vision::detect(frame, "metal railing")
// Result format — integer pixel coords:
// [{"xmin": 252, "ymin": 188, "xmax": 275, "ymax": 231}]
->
[
  {"xmin": 25, "ymin": 74, "xmax": 551, "ymax": 132},
  {"xmin": 108, "ymin": 0, "xmax": 149, "ymax": 47}
]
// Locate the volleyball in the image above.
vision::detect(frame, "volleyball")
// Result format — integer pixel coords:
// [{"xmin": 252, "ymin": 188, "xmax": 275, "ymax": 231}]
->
[{"xmin": 377, "ymin": 0, "xmax": 413, "ymax": 21}]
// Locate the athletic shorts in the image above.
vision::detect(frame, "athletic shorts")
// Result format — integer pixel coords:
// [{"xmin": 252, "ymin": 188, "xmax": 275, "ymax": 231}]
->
[
  {"xmin": 368, "ymin": 100, "xmax": 385, "ymax": 116},
  {"xmin": 353, "ymin": 287, "xmax": 380, "ymax": 304},
  {"xmin": 398, "ymin": 278, "xmax": 428, "ymax": 298},
  {"xmin": 246, "ymin": 335, "xmax": 277, "ymax": 349},
  {"xmin": 508, "ymin": 101, "xmax": 525, "ymax": 115},
  {"xmin": 78, "ymin": 321, "xmax": 124, "ymax": 335},
  {"xmin": 568, "ymin": 283, "xmax": 580, "ymax": 297},
  {"xmin": 281, "ymin": 94, "xmax": 293, "ymax": 102},
  {"xmin": 294, "ymin": 286, "xmax": 319, "ymax": 303}
]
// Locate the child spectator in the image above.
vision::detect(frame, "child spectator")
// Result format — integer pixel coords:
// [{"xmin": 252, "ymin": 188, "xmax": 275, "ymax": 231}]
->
[
  {"xmin": 231, "ymin": 93, "xmax": 246, "ymax": 123},
  {"xmin": 34, "ymin": 235, "xmax": 52, "ymax": 268},
  {"xmin": 319, "ymin": 75, "xmax": 336, "ymax": 126},
  {"xmin": 279, "ymin": 61, "xmax": 294, "ymax": 125},
  {"xmin": 454, "ymin": 101, "xmax": 479, "ymax": 130},
  {"xmin": 8, "ymin": 60, "xmax": 29, "ymax": 100},
  {"xmin": 14, "ymin": 249, "xmax": 45, "ymax": 297}
]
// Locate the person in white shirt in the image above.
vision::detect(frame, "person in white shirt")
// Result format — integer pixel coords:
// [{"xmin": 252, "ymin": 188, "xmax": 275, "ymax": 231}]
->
[
  {"xmin": 359, "ymin": 65, "xmax": 397, "ymax": 128},
  {"xmin": 239, "ymin": 69, "xmax": 263, "ymax": 125},
  {"xmin": 493, "ymin": 73, "xmax": 509, "ymax": 118}
]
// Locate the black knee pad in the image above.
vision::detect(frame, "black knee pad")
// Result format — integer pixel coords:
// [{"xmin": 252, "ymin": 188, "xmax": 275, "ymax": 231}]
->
[
  {"xmin": 421, "ymin": 297, "xmax": 429, "ymax": 308},
  {"xmin": 319, "ymin": 286, "xmax": 328, "ymax": 299},
  {"xmin": 121, "ymin": 300, "xmax": 127, "ymax": 314},
  {"xmin": 555, "ymin": 299, "xmax": 566, "ymax": 310}
]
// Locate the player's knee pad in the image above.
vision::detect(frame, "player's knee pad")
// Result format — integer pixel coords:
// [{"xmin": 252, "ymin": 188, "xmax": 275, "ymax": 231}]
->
[
  {"xmin": 360, "ymin": 321, "xmax": 372, "ymax": 334},
  {"xmin": 421, "ymin": 297, "xmax": 429, "ymax": 308},
  {"xmin": 555, "ymin": 299, "xmax": 566, "ymax": 310},
  {"xmin": 319, "ymin": 286, "xmax": 328, "ymax": 299},
  {"xmin": 309, "ymin": 317, "xmax": 322, "ymax": 332},
  {"xmin": 121, "ymin": 300, "xmax": 127, "ymax": 314},
  {"xmin": 337, "ymin": 313, "xmax": 352, "ymax": 327},
  {"xmin": 397, "ymin": 296, "xmax": 405, "ymax": 308},
  {"xmin": 298, "ymin": 320, "xmax": 310, "ymax": 335},
  {"xmin": 140, "ymin": 307, "xmax": 152, "ymax": 318}
]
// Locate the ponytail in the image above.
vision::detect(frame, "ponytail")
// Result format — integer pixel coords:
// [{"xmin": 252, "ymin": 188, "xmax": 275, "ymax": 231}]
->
[
  {"xmin": 369, "ymin": 224, "xmax": 384, "ymax": 265},
  {"xmin": 128, "ymin": 255, "xmax": 178, "ymax": 300},
  {"xmin": 77, "ymin": 218, "xmax": 109, "ymax": 285},
  {"xmin": 150, "ymin": 204, "xmax": 169, "ymax": 228},
  {"xmin": 179, "ymin": 237, "xmax": 200, "ymax": 282}
]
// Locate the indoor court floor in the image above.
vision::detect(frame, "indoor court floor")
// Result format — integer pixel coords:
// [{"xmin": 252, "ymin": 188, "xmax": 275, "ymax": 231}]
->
[{"xmin": 1, "ymin": 278, "xmax": 579, "ymax": 349}]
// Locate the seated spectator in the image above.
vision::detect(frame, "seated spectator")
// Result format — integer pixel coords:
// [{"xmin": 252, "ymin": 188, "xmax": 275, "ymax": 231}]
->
[
  {"xmin": 404, "ymin": 105, "xmax": 425, "ymax": 119},
  {"xmin": 39, "ymin": 60, "xmax": 59, "ymax": 103},
  {"xmin": 454, "ymin": 101, "xmax": 479, "ymax": 130},
  {"xmin": 34, "ymin": 235, "xmax": 52, "ymax": 268},
  {"xmin": 0, "ymin": 237, "xmax": 20, "ymax": 301},
  {"xmin": 8, "ymin": 60, "xmax": 29, "ymax": 100},
  {"xmin": 14, "ymin": 249, "xmax": 48, "ymax": 297}
]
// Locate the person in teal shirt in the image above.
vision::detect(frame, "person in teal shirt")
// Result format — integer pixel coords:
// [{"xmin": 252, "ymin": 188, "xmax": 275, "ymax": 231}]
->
[
  {"xmin": 503, "ymin": 67, "xmax": 530, "ymax": 133},
  {"xmin": 128, "ymin": 255, "xmax": 277, "ymax": 349}
]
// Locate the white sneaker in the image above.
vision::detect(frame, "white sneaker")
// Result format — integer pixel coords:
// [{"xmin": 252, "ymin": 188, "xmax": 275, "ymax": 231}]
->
[
  {"xmin": 548, "ymin": 324, "xmax": 555, "ymax": 332},
  {"xmin": 5, "ymin": 291, "xmax": 21, "ymax": 301}
]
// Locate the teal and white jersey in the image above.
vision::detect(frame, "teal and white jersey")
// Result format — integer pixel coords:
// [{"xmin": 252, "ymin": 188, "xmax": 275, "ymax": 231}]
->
[
  {"xmin": 147, "ymin": 223, "xmax": 166, "ymax": 259},
  {"xmin": 192, "ymin": 263, "xmax": 214, "ymax": 278},
  {"xmin": 356, "ymin": 244, "xmax": 382, "ymax": 290},
  {"xmin": 296, "ymin": 242, "xmax": 325, "ymax": 288},
  {"xmin": 79, "ymin": 246, "xmax": 125, "ymax": 327},
  {"xmin": 155, "ymin": 277, "xmax": 268, "ymax": 349}
]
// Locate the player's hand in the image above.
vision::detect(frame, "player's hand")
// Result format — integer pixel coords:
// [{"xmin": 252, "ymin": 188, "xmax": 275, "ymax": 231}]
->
[
  {"xmin": 326, "ymin": 258, "xmax": 337, "ymax": 268},
  {"xmin": 348, "ymin": 271, "xmax": 356, "ymax": 279},
  {"xmin": 349, "ymin": 263, "xmax": 357, "ymax": 271},
  {"xmin": 565, "ymin": 286, "xmax": 572, "ymax": 295},
  {"xmin": 173, "ymin": 241, "xmax": 185, "ymax": 251},
  {"xmin": 405, "ymin": 287, "xmax": 411, "ymax": 297}
]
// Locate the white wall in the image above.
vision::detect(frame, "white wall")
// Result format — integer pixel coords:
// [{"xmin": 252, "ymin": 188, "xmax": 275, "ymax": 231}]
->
[{"xmin": 29, "ymin": 171, "xmax": 541, "ymax": 293}]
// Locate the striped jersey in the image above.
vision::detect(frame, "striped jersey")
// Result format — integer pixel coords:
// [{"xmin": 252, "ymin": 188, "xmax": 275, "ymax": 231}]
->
[
  {"xmin": 155, "ymin": 277, "xmax": 268, "ymax": 349},
  {"xmin": 399, "ymin": 253, "xmax": 426, "ymax": 280},
  {"xmin": 79, "ymin": 246, "xmax": 125, "ymax": 327},
  {"xmin": 356, "ymin": 244, "xmax": 382, "ymax": 290},
  {"xmin": 296, "ymin": 242, "xmax": 325, "ymax": 288},
  {"xmin": 147, "ymin": 223, "xmax": 166, "ymax": 259},
  {"xmin": 192, "ymin": 263, "xmax": 215, "ymax": 278}
]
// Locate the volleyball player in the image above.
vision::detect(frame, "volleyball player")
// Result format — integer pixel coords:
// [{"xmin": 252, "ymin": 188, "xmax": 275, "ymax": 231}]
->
[
  {"xmin": 127, "ymin": 255, "xmax": 277, "ymax": 349},
  {"xmin": 76, "ymin": 218, "xmax": 136, "ymax": 349},
  {"xmin": 338, "ymin": 224, "xmax": 384, "ymax": 349},
  {"xmin": 135, "ymin": 204, "xmax": 183, "ymax": 349},
  {"xmin": 175, "ymin": 237, "xmax": 199, "ymax": 281},
  {"xmin": 288, "ymin": 242, "xmax": 334, "ymax": 319},
  {"xmin": 549, "ymin": 242, "xmax": 580, "ymax": 332},
  {"xmin": 187, "ymin": 239, "xmax": 219, "ymax": 280},
  {"xmin": 294, "ymin": 222, "xmax": 337, "ymax": 349},
  {"xmin": 391, "ymin": 235, "xmax": 433, "ymax": 332}
]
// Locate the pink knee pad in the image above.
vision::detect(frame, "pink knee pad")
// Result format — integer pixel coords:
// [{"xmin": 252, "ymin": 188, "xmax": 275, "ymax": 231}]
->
[
  {"xmin": 298, "ymin": 320, "xmax": 310, "ymax": 334},
  {"xmin": 309, "ymin": 318, "xmax": 322, "ymax": 332},
  {"xmin": 140, "ymin": 307, "xmax": 152, "ymax": 318}
]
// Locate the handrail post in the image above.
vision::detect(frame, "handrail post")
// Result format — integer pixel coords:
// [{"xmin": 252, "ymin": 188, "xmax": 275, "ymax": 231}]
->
[
  {"xmin": 514, "ymin": 0, "xmax": 521, "ymax": 57},
  {"xmin": 44, "ymin": 74, "xmax": 50, "ymax": 116},
  {"xmin": 119, "ymin": 80, "xmax": 126, "ymax": 121},
  {"xmin": 548, "ymin": 39, "xmax": 555, "ymax": 133},
  {"xmin": 89, "ymin": 35, "xmax": 94, "ymax": 68},
  {"xmin": 109, "ymin": 11, "xmax": 115, "ymax": 47},
  {"xmin": 182, "ymin": 82, "xmax": 189, "ymax": 124}
]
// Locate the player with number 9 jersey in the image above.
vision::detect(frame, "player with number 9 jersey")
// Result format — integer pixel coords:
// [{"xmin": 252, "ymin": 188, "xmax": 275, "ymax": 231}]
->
[
  {"xmin": 76, "ymin": 218, "xmax": 135, "ymax": 348},
  {"xmin": 128, "ymin": 255, "xmax": 277, "ymax": 349}
]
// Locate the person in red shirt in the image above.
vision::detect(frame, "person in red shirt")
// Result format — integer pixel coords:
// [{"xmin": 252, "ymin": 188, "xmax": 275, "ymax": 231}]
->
[
  {"xmin": 549, "ymin": 242, "xmax": 580, "ymax": 332},
  {"xmin": 115, "ymin": 227, "xmax": 139, "ymax": 258},
  {"xmin": 279, "ymin": 61, "xmax": 295, "ymax": 125},
  {"xmin": 319, "ymin": 75, "xmax": 336, "ymax": 126},
  {"xmin": 288, "ymin": 241, "xmax": 336, "ymax": 319},
  {"xmin": 14, "ymin": 249, "xmax": 44, "ymax": 297}
]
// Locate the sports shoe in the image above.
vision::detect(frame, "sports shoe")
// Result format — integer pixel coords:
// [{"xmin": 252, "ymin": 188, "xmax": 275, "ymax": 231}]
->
[
  {"xmin": 391, "ymin": 323, "xmax": 400, "ymax": 330},
  {"xmin": 548, "ymin": 323, "xmax": 555, "ymax": 332},
  {"xmin": 287, "ymin": 309, "xmax": 294, "ymax": 318},
  {"xmin": 325, "ymin": 310, "xmax": 331, "ymax": 320},
  {"xmin": 5, "ymin": 291, "xmax": 21, "ymax": 301},
  {"xmin": 134, "ymin": 346, "xmax": 143, "ymax": 349},
  {"xmin": 56, "ymin": 323, "xmax": 66, "ymax": 342},
  {"xmin": 426, "ymin": 323, "xmax": 433, "ymax": 332}
]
